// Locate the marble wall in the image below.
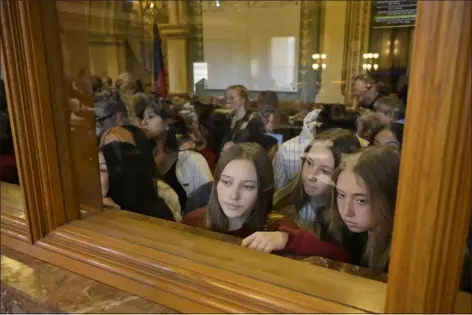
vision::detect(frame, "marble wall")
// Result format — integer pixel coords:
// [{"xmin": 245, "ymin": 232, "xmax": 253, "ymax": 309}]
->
[{"xmin": 0, "ymin": 246, "xmax": 176, "ymax": 314}]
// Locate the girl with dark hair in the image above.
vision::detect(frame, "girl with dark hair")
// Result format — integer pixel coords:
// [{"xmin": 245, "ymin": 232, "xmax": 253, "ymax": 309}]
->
[
  {"xmin": 201, "ymin": 108, "xmax": 231, "ymax": 156},
  {"xmin": 167, "ymin": 112, "xmax": 218, "ymax": 173},
  {"xmin": 182, "ymin": 143, "xmax": 350, "ymax": 260},
  {"xmin": 168, "ymin": 113, "xmax": 197, "ymax": 150},
  {"xmin": 99, "ymin": 125, "xmax": 181, "ymax": 221},
  {"xmin": 99, "ymin": 141, "xmax": 175, "ymax": 222},
  {"xmin": 324, "ymin": 146, "xmax": 401, "ymax": 271},
  {"xmin": 139, "ymin": 101, "xmax": 213, "ymax": 209},
  {"xmin": 273, "ymin": 128, "xmax": 361, "ymax": 234},
  {"xmin": 191, "ymin": 107, "xmax": 218, "ymax": 172},
  {"xmin": 135, "ymin": 79, "xmax": 144, "ymax": 93}
]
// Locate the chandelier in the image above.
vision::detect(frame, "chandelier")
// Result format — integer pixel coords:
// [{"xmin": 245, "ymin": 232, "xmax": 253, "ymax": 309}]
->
[
  {"xmin": 141, "ymin": 0, "xmax": 167, "ymax": 17},
  {"xmin": 136, "ymin": 0, "xmax": 168, "ymax": 24}
]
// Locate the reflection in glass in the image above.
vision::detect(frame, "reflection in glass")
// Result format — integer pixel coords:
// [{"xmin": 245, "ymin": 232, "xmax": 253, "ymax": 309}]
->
[
  {"xmin": 201, "ymin": 1, "xmax": 300, "ymax": 92},
  {"xmin": 44, "ymin": 0, "xmax": 472, "ymax": 287},
  {"xmin": 0, "ymin": 75, "xmax": 19, "ymax": 186}
]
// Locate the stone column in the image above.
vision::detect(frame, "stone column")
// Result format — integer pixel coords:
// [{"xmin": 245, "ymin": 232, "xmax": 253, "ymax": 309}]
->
[
  {"xmin": 315, "ymin": 0, "xmax": 349, "ymax": 104},
  {"xmin": 343, "ymin": 1, "xmax": 372, "ymax": 106},
  {"xmin": 161, "ymin": 1, "xmax": 190, "ymax": 97},
  {"xmin": 167, "ymin": 1, "xmax": 178, "ymax": 24}
]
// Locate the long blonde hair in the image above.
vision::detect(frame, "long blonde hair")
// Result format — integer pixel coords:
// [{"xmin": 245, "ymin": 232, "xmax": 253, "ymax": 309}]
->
[{"xmin": 325, "ymin": 145, "xmax": 400, "ymax": 271}]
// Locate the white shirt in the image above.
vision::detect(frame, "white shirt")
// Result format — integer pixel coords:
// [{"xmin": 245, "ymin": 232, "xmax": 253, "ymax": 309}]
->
[
  {"xmin": 273, "ymin": 109, "xmax": 321, "ymax": 190},
  {"xmin": 176, "ymin": 150, "xmax": 213, "ymax": 197}
]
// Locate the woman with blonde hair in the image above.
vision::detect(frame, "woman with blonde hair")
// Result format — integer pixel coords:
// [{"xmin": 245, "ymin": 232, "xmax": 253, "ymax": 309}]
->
[
  {"xmin": 116, "ymin": 73, "xmax": 146, "ymax": 126},
  {"xmin": 225, "ymin": 84, "xmax": 250, "ymax": 128},
  {"xmin": 324, "ymin": 145, "xmax": 401, "ymax": 271},
  {"xmin": 222, "ymin": 85, "xmax": 265, "ymax": 148}
]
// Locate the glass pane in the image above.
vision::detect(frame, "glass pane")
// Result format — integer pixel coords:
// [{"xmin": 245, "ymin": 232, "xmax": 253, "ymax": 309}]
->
[
  {"xmin": 0, "ymin": 66, "xmax": 19, "ymax": 185},
  {"xmin": 45, "ymin": 0, "xmax": 470, "ymax": 292},
  {"xmin": 0, "ymin": 62, "xmax": 25, "ymax": 221},
  {"xmin": 461, "ymin": 221, "xmax": 472, "ymax": 292}
]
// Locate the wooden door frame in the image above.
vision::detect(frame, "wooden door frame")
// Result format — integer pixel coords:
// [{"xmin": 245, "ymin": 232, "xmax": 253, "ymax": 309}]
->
[{"xmin": 1, "ymin": 0, "xmax": 470, "ymax": 313}]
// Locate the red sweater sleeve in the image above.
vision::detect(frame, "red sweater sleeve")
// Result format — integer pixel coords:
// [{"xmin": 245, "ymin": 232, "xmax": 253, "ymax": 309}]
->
[
  {"xmin": 280, "ymin": 226, "xmax": 351, "ymax": 263},
  {"xmin": 182, "ymin": 207, "xmax": 207, "ymax": 228},
  {"xmin": 267, "ymin": 216, "xmax": 351, "ymax": 263}
]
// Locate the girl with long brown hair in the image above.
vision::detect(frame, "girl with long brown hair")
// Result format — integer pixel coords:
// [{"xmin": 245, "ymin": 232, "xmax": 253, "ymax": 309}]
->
[
  {"xmin": 324, "ymin": 145, "xmax": 401, "ymax": 271},
  {"xmin": 273, "ymin": 128, "xmax": 360, "ymax": 234},
  {"xmin": 182, "ymin": 143, "xmax": 350, "ymax": 260}
]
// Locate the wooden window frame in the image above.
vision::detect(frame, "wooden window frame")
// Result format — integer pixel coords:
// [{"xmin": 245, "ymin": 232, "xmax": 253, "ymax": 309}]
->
[{"xmin": 1, "ymin": 0, "xmax": 470, "ymax": 313}]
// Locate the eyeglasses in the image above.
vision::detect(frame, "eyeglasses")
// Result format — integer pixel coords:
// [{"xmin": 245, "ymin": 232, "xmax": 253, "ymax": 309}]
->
[{"xmin": 96, "ymin": 112, "xmax": 116, "ymax": 127}]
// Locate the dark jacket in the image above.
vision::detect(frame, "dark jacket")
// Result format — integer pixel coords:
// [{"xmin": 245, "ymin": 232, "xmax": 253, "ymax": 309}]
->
[
  {"xmin": 338, "ymin": 229, "xmax": 390, "ymax": 273},
  {"xmin": 183, "ymin": 181, "xmax": 212, "ymax": 216}
]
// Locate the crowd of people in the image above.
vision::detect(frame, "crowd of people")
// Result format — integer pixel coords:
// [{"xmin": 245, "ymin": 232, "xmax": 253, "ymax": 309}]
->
[
  {"xmin": 1, "ymin": 71, "xmax": 470, "ymax": 290},
  {"xmin": 81, "ymin": 72, "xmax": 408, "ymax": 271}
]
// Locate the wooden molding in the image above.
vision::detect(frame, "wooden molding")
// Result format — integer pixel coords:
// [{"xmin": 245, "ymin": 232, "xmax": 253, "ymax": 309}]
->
[
  {"xmin": 386, "ymin": 0, "xmax": 472, "ymax": 313},
  {"xmin": 5, "ymin": 216, "xmax": 375, "ymax": 313},
  {"xmin": 160, "ymin": 24, "xmax": 190, "ymax": 38},
  {"xmin": 2, "ymin": 0, "xmax": 472, "ymax": 313},
  {"xmin": 1, "ymin": 183, "xmax": 29, "ymax": 243},
  {"xmin": 38, "ymin": 1, "xmax": 81, "ymax": 223},
  {"xmin": 2, "ymin": 209, "xmax": 470, "ymax": 313},
  {"xmin": 46, "ymin": 211, "xmax": 383, "ymax": 313},
  {"xmin": 37, "ymin": 228, "xmax": 359, "ymax": 313},
  {"xmin": 0, "ymin": 0, "xmax": 68, "ymax": 241}
]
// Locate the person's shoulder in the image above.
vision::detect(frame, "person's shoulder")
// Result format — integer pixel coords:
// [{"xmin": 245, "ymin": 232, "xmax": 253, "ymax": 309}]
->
[
  {"xmin": 262, "ymin": 133, "xmax": 278, "ymax": 146},
  {"xmin": 182, "ymin": 150, "xmax": 209, "ymax": 166},
  {"xmin": 281, "ymin": 135, "xmax": 302, "ymax": 150},
  {"xmin": 188, "ymin": 181, "xmax": 212, "ymax": 199},
  {"xmin": 156, "ymin": 179, "xmax": 170, "ymax": 189},
  {"xmin": 274, "ymin": 176, "xmax": 298, "ymax": 203},
  {"xmin": 182, "ymin": 206, "xmax": 207, "ymax": 226},
  {"xmin": 179, "ymin": 149, "xmax": 201, "ymax": 160},
  {"xmin": 197, "ymin": 181, "xmax": 213, "ymax": 193}
]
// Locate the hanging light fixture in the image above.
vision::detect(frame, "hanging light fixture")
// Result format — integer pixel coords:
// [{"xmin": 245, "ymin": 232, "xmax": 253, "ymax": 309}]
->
[
  {"xmin": 312, "ymin": 53, "xmax": 327, "ymax": 71},
  {"xmin": 142, "ymin": 0, "xmax": 166, "ymax": 17},
  {"xmin": 362, "ymin": 52, "xmax": 380, "ymax": 72}
]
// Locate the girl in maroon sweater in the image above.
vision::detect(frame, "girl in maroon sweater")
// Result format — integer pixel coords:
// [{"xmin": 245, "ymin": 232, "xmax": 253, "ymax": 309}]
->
[{"xmin": 182, "ymin": 143, "xmax": 349, "ymax": 261}]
